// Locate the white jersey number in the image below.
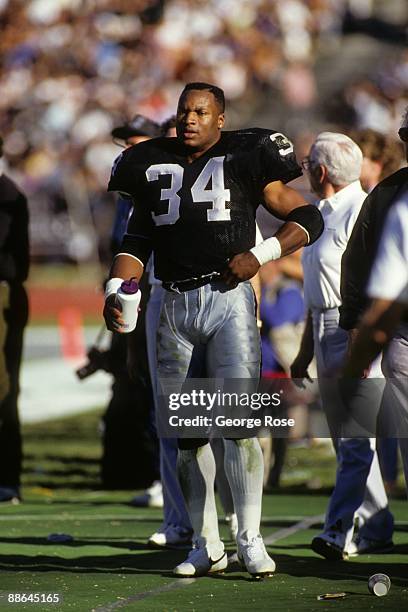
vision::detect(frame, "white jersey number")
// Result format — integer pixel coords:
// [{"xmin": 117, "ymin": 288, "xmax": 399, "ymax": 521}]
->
[
  {"xmin": 146, "ymin": 163, "xmax": 183, "ymax": 226},
  {"xmin": 146, "ymin": 157, "xmax": 231, "ymax": 226}
]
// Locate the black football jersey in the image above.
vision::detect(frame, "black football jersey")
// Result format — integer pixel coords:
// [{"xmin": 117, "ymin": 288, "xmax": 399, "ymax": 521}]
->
[{"xmin": 108, "ymin": 128, "xmax": 302, "ymax": 282}]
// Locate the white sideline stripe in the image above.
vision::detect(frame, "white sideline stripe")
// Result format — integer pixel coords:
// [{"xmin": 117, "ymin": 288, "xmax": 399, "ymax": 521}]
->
[
  {"xmin": 0, "ymin": 514, "xmax": 319, "ymax": 523},
  {"xmin": 264, "ymin": 513, "xmax": 325, "ymax": 544},
  {"xmin": 94, "ymin": 579, "xmax": 195, "ymax": 611}
]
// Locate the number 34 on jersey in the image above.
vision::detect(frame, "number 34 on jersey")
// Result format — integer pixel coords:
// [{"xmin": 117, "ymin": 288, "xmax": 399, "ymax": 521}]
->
[{"xmin": 146, "ymin": 156, "xmax": 231, "ymax": 226}]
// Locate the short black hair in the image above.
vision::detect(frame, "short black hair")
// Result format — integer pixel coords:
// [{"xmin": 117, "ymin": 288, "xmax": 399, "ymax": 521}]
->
[{"xmin": 180, "ymin": 82, "xmax": 225, "ymax": 113}]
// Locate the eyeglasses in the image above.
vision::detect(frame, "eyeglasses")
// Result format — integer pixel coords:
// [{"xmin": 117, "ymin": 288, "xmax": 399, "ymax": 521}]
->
[
  {"xmin": 301, "ymin": 157, "xmax": 317, "ymax": 171},
  {"xmin": 398, "ymin": 127, "xmax": 408, "ymax": 143}
]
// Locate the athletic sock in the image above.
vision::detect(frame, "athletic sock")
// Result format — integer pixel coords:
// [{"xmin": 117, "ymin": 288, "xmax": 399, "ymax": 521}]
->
[
  {"xmin": 177, "ymin": 443, "xmax": 223, "ymax": 554},
  {"xmin": 224, "ymin": 438, "xmax": 264, "ymax": 542},
  {"xmin": 210, "ymin": 438, "xmax": 235, "ymax": 515}
]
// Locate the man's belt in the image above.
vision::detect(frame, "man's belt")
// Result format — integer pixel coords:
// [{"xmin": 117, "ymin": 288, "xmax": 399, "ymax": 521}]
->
[{"xmin": 163, "ymin": 272, "xmax": 221, "ymax": 293}]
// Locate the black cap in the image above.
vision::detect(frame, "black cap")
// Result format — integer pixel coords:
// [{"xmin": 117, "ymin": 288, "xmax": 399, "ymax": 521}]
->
[{"xmin": 111, "ymin": 114, "xmax": 161, "ymax": 140}]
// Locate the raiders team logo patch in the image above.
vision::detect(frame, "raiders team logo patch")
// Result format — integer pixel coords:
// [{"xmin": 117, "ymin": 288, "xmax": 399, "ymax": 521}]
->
[{"xmin": 270, "ymin": 133, "xmax": 294, "ymax": 156}]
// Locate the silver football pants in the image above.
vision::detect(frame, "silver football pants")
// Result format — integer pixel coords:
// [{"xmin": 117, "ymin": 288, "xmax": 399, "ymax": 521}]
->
[{"xmin": 157, "ymin": 280, "xmax": 261, "ymax": 381}]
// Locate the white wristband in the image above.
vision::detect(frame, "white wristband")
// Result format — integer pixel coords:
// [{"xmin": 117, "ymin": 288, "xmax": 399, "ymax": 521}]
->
[
  {"xmin": 105, "ymin": 277, "xmax": 124, "ymax": 299},
  {"xmin": 250, "ymin": 237, "xmax": 281, "ymax": 266}
]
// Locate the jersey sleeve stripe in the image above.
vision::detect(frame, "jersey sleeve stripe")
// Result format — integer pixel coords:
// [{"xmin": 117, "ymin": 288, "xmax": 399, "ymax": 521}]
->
[
  {"xmin": 290, "ymin": 221, "xmax": 310, "ymax": 244},
  {"xmin": 114, "ymin": 252, "xmax": 145, "ymax": 269}
]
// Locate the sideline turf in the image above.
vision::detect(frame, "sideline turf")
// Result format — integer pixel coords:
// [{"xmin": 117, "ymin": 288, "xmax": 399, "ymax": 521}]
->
[{"xmin": 0, "ymin": 410, "xmax": 406, "ymax": 611}]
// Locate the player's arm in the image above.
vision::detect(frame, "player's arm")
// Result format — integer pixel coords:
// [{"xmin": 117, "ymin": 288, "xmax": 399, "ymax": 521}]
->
[
  {"xmin": 223, "ymin": 180, "xmax": 323, "ymax": 285},
  {"xmin": 103, "ymin": 198, "xmax": 153, "ymax": 333},
  {"xmin": 262, "ymin": 179, "xmax": 322, "ymax": 252},
  {"xmin": 343, "ymin": 298, "xmax": 404, "ymax": 378},
  {"xmin": 344, "ymin": 201, "xmax": 408, "ymax": 376},
  {"xmin": 290, "ymin": 309, "xmax": 314, "ymax": 382}
]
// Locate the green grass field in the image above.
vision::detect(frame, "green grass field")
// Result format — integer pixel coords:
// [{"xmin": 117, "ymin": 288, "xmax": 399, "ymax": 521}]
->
[{"xmin": 0, "ymin": 410, "xmax": 407, "ymax": 611}]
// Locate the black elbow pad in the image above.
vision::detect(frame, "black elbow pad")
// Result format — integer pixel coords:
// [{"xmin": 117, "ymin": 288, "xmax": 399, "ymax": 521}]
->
[{"xmin": 286, "ymin": 205, "xmax": 324, "ymax": 245}]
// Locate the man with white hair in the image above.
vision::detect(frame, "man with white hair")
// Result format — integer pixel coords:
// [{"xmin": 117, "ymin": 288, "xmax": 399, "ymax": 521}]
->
[{"xmin": 291, "ymin": 132, "xmax": 393, "ymax": 560}]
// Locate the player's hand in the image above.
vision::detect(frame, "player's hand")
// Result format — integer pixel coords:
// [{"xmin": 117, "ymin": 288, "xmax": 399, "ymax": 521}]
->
[
  {"xmin": 346, "ymin": 329, "xmax": 371, "ymax": 378},
  {"xmin": 103, "ymin": 294, "xmax": 125, "ymax": 333},
  {"xmin": 290, "ymin": 354, "xmax": 312, "ymax": 388},
  {"xmin": 222, "ymin": 252, "xmax": 260, "ymax": 287}
]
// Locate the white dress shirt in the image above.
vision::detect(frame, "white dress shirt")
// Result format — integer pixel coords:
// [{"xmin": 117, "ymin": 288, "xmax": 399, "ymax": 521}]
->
[
  {"xmin": 302, "ymin": 180, "xmax": 367, "ymax": 310},
  {"xmin": 367, "ymin": 193, "xmax": 408, "ymax": 305}
]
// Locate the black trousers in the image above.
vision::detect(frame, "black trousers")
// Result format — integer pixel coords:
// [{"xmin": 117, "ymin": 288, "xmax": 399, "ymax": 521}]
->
[{"xmin": 0, "ymin": 284, "xmax": 28, "ymax": 487}]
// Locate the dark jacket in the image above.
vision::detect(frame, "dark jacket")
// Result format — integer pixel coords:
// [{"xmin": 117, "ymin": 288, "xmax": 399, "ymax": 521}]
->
[
  {"xmin": 339, "ymin": 167, "xmax": 408, "ymax": 330},
  {"xmin": 0, "ymin": 173, "xmax": 29, "ymax": 284}
]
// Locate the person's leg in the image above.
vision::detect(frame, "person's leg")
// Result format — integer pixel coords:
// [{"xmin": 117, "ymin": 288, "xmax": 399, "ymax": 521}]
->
[
  {"xmin": 0, "ymin": 283, "xmax": 9, "ymax": 404},
  {"xmin": 0, "ymin": 285, "xmax": 27, "ymax": 497},
  {"xmin": 223, "ymin": 438, "xmax": 264, "ymax": 541},
  {"xmin": 159, "ymin": 437, "xmax": 191, "ymax": 531},
  {"xmin": 145, "ymin": 284, "xmax": 192, "ymax": 543},
  {"xmin": 311, "ymin": 309, "xmax": 392, "ymax": 558},
  {"xmin": 210, "ymin": 439, "xmax": 234, "ymax": 514},
  {"xmin": 325, "ymin": 437, "xmax": 393, "ymax": 548},
  {"xmin": 267, "ymin": 436, "xmax": 287, "ymax": 488},
  {"xmin": 210, "ymin": 438, "xmax": 238, "ymax": 540},
  {"xmin": 156, "ymin": 289, "xmax": 224, "ymax": 575},
  {"xmin": 381, "ymin": 326, "xmax": 408, "ymax": 494},
  {"xmin": 206, "ymin": 281, "xmax": 274, "ymax": 575},
  {"xmin": 377, "ymin": 438, "xmax": 399, "ymax": 493},
  {"xmin": 176, "ymin": 438, "xmax": 223, "ymax": 552}
]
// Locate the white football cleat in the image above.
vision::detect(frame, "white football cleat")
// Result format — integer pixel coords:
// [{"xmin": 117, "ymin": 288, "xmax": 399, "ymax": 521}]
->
[
  {"xmin": 173, "ymin": 542, "xmax": 227, "ymax": 577},
  {"xmin": 238, "ymin": 534, "xmax": 276, "ymax": 577},
  {"xmin": 148, "ymin": 524, "xmax": 192, "ymax": 550}
]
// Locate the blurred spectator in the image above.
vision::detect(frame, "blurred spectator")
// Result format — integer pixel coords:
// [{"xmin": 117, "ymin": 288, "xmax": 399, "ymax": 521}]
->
[
  {"xmin": 259, "ymin": 255, "xmax": 306, "ymax": 488},
  {"xmin": 0, "ymin": 134, "xmax": 29, "ymax": 503},
  {"xmin": 349, "ymin": 128, "xmax": 404, "ymax": 192},
  {"xmin": 110, "ymin": 114, "xmax": 162, "ymax": 253},
  {"xmin": 160, "ymin": 114, "xmax": 177, "ymax": 137}
]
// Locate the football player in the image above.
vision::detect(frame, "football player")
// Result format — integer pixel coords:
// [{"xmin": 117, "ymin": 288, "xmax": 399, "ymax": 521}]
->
[{"xmin": 104, "ymin": 82, "xmax": 323, "ymax": 577}]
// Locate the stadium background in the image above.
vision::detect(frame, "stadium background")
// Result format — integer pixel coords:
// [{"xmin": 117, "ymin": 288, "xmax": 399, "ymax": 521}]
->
[
  {"xmin": 1, "ymin": 1, "xmax": 408, "ymax": 610},
  {"xmin": 1, "ymin": 0, "xmax": 407, "ymax": 266}
]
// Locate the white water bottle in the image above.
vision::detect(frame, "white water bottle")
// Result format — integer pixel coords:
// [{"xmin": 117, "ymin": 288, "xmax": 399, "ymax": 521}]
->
[{"xmin": 115, "ymin": 278, "xmax": 141, "ymax": 333}]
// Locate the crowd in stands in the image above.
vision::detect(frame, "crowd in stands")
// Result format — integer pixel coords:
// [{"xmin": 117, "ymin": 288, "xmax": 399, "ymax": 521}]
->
[{"xmin": 0, "ymin": 0, "xmax": 406, "ymax": 262}]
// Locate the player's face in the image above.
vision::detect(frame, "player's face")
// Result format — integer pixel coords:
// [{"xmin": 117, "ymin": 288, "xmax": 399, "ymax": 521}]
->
[{"xmin": 176, "ymin": 90, "xmax": 224, "ymax": 155}]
